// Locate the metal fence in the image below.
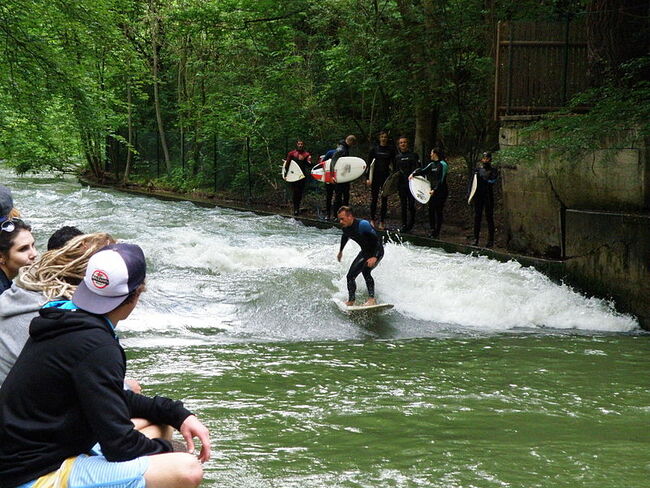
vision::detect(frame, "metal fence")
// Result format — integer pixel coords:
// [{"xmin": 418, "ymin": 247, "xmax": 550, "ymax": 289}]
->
[{"xmin": 494, "ymin": 19, "xmax": 589, "ymax": 118}]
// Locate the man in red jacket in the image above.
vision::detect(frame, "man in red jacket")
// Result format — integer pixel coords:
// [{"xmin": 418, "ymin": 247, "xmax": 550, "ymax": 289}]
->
[{"xmin": 283, "ymin": 139, "xmax": 312, "ymax": 216}]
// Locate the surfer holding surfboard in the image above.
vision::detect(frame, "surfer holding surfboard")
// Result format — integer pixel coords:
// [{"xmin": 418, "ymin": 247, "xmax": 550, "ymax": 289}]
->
[
  {"xmin": 331, "ymin": 135, "xmax": 357, "ymax": 214},
  {"xmin": 336, "ymin": 206, "xmax": 384, "ymax": 307},
  {"xmin": 365, "ymin": 130, "xmax": 396, "ymax": 230},
  {"xmin": 283, "ymin": 140, "xmax": 312, "ymax": 216},
  {"xmin": 470, "ymin": 151, "xmax": 498, "ymax": 247},
  {"xmin": 409, "ymin": 147, "xmax": 449, "ymax": 238}
]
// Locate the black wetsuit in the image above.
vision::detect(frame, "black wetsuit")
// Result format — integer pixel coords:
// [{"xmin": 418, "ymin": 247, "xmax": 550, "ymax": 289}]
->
[
  {"xmin": 284, "ymin": 149, "xmax": 312, "ymax": 215},
  {"xmin": 413, "ymin": 160, "xmax": 448, "ymax": 237},
  {"xmin": 366, "ymin": 144, "xmax": 396, "ymax": 223},
  {"xmin": 394, "ymin": 150, "xmax": 419, "ymax": 231},
  {"xmin": 331, "ymin": 140, "xmax": 351, "ymax": 214},
  {"xmin": 471, "ymin": 162, "xmax": 498, "ymax": 245},
  {"xmin": 340, "ymin": 219, "xmax": 384, "ymax": 302}
]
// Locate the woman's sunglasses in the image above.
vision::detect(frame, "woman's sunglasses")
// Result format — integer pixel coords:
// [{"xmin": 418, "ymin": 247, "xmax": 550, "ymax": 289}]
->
[{"xmin": 0, "ymin": 218, "xmax": 22, "ymax": 233}]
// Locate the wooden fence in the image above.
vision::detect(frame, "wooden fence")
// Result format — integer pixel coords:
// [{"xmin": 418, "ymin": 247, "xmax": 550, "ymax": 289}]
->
[{"xmin": 494, "ymin": 19, "xmax": 589, "ymax": 118}]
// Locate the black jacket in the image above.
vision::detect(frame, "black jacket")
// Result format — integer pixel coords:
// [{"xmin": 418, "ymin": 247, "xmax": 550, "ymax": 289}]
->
[{"xmin": 0, "ymin": 307, "xmax": 192, "ymax": 487}]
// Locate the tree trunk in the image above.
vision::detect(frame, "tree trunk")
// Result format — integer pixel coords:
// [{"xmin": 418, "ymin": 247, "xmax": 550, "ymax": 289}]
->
[
  {"xmin": 123, "ymin": 82, "xmax": 134, "ymax": 183},
  {"xmin": 150, "ymin": 0, "xmax": 171, "ymax": 172}
]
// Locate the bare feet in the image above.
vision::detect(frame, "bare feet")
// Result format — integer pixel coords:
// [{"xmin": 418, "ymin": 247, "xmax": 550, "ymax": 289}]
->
[
  {"xmin": 363, "ymin": 298, "xmax": 377, "ymax": 306},
  {"xmin": 344, "ymin": 300, "xmax": 355, "ymax": 306}
]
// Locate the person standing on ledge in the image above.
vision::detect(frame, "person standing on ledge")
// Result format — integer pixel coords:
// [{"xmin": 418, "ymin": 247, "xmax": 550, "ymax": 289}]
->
[
  {"xmin": 471, "ymin": 151, "xmax": 498, "ymax": 247},
  {"xmin": 0, "ymin": 243, "xmax": 211, "ymax": 488},
  {"xmin": 331, "ymin": 135, "xmax": 357, "ymax": 214},
  {"xmin": 336, "ymin": 206, "xmax": 384, "ymax": 307},
  {"xmin": 394, "ymin": 136, "xmax": 419, "ymax": 232},
  {"xmin": 283, "ymin": 139, "xmax": 312, "ymax": 216},
  {"xmin": 410, "ymin": 147, "xmax": 448, "ymax": 238},
  {"xmin": 365, "ymin": 130, "xmax": 396, "ymax": 230}
]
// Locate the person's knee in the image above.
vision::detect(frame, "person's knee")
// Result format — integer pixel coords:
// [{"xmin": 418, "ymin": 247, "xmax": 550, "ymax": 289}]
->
[{"xmin": 145, "ymin": 453, "xmax": 204, "ymax": 488}]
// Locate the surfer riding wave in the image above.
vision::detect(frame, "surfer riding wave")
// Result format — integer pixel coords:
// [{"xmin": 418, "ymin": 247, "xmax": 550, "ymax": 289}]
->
[{"xmin": 336, "ymin": 206, "xmax": 384, "ymax": 307}]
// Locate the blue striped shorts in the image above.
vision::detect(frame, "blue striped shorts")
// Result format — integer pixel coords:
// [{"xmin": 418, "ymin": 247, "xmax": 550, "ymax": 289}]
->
[{"xmin": 18, "ymin": 454, "xmax": 149, "ymax": 488}]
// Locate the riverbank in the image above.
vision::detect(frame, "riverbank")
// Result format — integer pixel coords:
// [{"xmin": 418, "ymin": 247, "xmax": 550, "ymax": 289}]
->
[{"xmin": 79, "ymin": 174, "xmax": 565, "ymax": 283}]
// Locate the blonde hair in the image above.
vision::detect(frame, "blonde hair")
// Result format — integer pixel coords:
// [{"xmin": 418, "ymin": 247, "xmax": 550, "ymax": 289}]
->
[
  {"xmin": 8, "ymin": 208, "xmax": 21, "ymax": 219},
  {"xmin": 17, "ymin": 232, "xmax": 116, "ymax": 300}
]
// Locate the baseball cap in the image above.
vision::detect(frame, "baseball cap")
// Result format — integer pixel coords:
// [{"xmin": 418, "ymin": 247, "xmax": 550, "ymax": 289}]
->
[
  {"xmin": 482, "ymin": 151, "xmax": 492, "ymax": 159},
  {"xmin": 0, "ymin": 185, "xmax": 13, "ymax": 219},
  {"xmin": 72, "ymin": 243, "xmax": 146, "ymax": 314}
]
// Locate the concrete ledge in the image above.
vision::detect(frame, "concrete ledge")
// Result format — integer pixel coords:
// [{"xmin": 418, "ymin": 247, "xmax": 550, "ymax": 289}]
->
[{"xmin": 79, "ymin": 176, "xmax": 566, "ymax": 285}]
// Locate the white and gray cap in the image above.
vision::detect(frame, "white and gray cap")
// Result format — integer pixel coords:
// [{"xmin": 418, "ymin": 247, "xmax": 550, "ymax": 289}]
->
[{"xmin": 72, "ymin": 243, "xmax": 146, "ymax": 314}]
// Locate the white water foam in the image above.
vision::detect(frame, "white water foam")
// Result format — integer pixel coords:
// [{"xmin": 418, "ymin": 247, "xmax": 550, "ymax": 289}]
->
[{"xmin": 332, "ymin": 242, "xmax": 638, "ymax": 332}]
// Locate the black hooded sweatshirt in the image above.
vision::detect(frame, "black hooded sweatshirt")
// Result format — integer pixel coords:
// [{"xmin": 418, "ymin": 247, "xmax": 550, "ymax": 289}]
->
[{"xmin": 0, "ymin": 307, "xmax": 192, "ymax": 487}]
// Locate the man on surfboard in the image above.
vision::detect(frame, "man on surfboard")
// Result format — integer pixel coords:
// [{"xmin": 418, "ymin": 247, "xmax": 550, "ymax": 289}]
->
[
  {"xmin": 283, "ymin": 140, "xmax": 312, "ymax": 216},
  {"xmin": 336, "ymin": 206, "xmax": 384, "ymax": 307}
]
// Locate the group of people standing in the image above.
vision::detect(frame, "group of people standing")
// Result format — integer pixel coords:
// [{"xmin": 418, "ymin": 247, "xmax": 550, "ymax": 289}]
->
[
  {"xmin": 0, "ymin": 184, "xmax": 211, "ymax": 488},
  {"xmin": 283, "ymin": 132, "xmax": 498, "ymax": 247}
]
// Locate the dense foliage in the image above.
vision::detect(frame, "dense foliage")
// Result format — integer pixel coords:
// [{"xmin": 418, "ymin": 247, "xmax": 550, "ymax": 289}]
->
[{"xmin": 0, "ymin": 0, "xmax": 647, "ymax": 195}]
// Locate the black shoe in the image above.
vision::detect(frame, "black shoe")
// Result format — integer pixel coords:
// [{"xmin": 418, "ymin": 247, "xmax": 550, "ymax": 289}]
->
[
  {"xmin": 485, "ymin": 241, "xmax": 494, "ymax": 248},
  {"xmin": 472, "ymin": 239, "xmax": 479, "ymax": 246},
  {"xmin": 293, "ymin": 210, "xmax": 299, "ymax": 216},
  {"xmin": 429, "ymin": 232, "xmax": 439, "ymax": 239}
]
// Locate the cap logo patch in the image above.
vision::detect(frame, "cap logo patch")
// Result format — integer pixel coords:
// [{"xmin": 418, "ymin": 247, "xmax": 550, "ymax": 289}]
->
[{"xmin": 91, "ymin": 269, "xmax": 110, "ymax": 289}]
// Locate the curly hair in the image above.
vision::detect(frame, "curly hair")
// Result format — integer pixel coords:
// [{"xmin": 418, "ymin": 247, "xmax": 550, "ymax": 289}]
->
[{"xmin": 17, "ymin": 232, "xmax": 116, "ymax": 300}]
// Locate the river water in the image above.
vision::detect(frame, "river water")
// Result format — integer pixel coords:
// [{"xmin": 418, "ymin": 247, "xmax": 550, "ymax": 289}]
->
[{"xmin": 3, "ymin": 169, "xmax": 649, "ymax": 487}]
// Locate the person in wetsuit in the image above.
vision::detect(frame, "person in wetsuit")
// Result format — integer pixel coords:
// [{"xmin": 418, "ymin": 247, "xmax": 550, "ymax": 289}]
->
[
  {"xmin": 283, "ymin": 140, "xmax": 312, "ymax": 216},
  {"xmin": 365, "ymin": 130, "xmax": 395, "ymax": 230},
  {"xmin": 336, "ymin": 206, "xmax": 384, "ymax": 306},
  {"xmin": 410, "ymin": 147, "xmax": 448, "ymax": 238},
  {"xmin": 394, "ymin": 136, "xmax": 419, "ymax": 232},
  {"xmin": 331, "ymin": 135, "xmax": 357, "ymax": 214},
  {"xmin": 471, "ymin": 151, "xmax": 498, "ymax": 247},
  {"xmin": 319, "ymin": 148, "xmax": 337, "ymax": 220}
]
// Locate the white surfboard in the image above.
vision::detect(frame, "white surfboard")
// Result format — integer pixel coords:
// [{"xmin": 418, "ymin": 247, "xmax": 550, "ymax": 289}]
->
[
  {"xmin": 335, "ymin": 300, "xmax": 394, "ymax": 313},
  {"xmin": 468, "ymin": 173, "xmax": 478, "ymax": 204},
  {"xmin": 282, "ymin": 160, "xmax": 305, "ymax": 182},
  {"xmin": 312, "ymin": 156, "xmax": 366, "ymax": 184},
  {"xmin": 368, "ymin": 158, "xmax": 376, "ymax": 184},
  {"xmin": 409, "ymin": 176, "xmax": 431, "ymax": 204},
  {"xmin": 331, "ymin": 156, "xmax": 367, "ymax": 183}
]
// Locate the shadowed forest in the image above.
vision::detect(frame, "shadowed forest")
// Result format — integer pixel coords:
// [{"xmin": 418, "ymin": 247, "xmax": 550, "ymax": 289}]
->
[{"xmin": 1, "ymin": 0, "xmax": 648, "ymax": 198}]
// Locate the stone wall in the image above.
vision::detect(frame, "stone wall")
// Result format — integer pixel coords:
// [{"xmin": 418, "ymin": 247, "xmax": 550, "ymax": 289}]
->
[{"xmin": 499, "ymin": 117, "xmax": 650, "ymax": 328}]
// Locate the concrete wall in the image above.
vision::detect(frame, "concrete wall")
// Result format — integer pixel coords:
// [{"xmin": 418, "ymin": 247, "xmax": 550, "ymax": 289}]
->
[
  {"xmin": 564, "ymin": 210, "xmax": 650, "ymax": 328},
  {"xmin": 499, "ymin": 117, "xmax": 650, "ymax": 328}
]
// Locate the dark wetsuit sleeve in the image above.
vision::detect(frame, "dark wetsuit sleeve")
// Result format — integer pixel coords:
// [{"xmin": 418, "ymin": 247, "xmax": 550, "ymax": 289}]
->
[
  {"xmin": 412, "ymin": 162, "xmax": 434, "ymax": 178},
  {"xmin": 358, "ymin": 220, "xmax": 382, "ymax": 258},
  {"xmin": 340, "ymin": 234, "xmax": 349, "ymax": 252}
]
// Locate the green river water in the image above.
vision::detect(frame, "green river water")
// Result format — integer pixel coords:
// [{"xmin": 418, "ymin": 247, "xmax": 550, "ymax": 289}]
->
[{"xmin": 3, "ymin": 170, "xmax": 649, "ymax": 487}]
